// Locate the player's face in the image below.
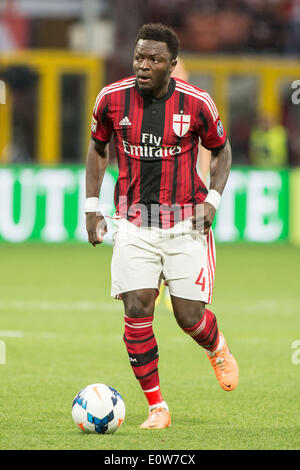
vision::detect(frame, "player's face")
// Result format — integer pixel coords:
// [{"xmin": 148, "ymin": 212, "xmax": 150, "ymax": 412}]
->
[{"xmin": 133, "ymin": 39, "xmax": 177, "ymax": 99}]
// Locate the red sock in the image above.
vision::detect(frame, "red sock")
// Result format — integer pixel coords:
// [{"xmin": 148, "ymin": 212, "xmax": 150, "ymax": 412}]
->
[
  {"xmin": 182, "ymin": 309, "xmax": 220, "ymax": 352},
  {"xmin": 123, "ymin": 315, "xmax": 163, "ymax": 407}
]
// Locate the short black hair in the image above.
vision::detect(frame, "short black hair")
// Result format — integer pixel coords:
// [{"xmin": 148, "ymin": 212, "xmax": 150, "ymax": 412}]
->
[{"xmin": 135, "ymin": 23, "xmax": 179, "ymax": 61}]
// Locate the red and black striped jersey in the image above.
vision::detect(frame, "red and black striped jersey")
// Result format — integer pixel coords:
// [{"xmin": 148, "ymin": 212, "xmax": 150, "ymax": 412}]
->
[{"xmin": 91, "ymin": 76, "xmax": 227, "ymax": 228}]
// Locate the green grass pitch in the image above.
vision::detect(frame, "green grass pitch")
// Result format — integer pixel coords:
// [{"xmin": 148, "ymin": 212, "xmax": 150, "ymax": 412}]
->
[{"xmin": 0, "ymin": 242, "xmax": 299, "ymax": 450}]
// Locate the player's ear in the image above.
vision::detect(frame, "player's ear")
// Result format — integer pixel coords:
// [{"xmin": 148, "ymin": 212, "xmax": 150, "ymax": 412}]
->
[{"xmin": 169, "ymin": 59, "xmax": 177, "ymax": 75}]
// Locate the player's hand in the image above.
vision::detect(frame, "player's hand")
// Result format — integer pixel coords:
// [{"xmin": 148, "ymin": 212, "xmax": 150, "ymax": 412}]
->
[
  {"xmin": 86, "ymin": 212, "xmax": 107, "ymax": 247},
  {"xmin": 192, "ymin": 202, "xmax": 216, "ymax": 235}
]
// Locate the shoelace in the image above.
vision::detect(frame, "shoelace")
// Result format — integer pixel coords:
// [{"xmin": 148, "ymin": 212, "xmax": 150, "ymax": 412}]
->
[
  {"xmin": 215, "ymin": 353, "xmax": 230, "ymax": 372},
  {"xmin": 150, "ymin": 408, "xmax": 166, "ymax": 422}
]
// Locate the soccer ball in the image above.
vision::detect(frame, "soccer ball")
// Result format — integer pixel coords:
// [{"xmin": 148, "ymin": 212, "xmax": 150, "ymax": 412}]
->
[{"xmin": 72, "ymin": 383, "xmax": 125, "ymax": 434}]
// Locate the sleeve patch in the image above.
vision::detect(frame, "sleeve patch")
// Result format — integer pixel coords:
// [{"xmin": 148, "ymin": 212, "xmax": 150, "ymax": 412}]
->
[
  {"xmin": 217, "ymin": 120, "xmax": 224, "ymax": 137},
  {"xmin": 91, "ymin": 116, "xmax": 98, "ymax": 133}
]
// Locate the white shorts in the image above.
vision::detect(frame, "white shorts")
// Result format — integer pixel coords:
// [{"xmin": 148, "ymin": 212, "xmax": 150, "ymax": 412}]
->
[{"xmin": 111, "ymin": 218, "xmax": 216, "ymax": 303}]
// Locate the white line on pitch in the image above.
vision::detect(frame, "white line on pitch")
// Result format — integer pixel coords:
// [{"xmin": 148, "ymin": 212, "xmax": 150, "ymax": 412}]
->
[
  {"xmin": 0, "ymin": 330, "xmax": 24, "ymax": 338},
  {"xmin": 0, "ymin": 300, "xmax": 120, "ymax": 311}
]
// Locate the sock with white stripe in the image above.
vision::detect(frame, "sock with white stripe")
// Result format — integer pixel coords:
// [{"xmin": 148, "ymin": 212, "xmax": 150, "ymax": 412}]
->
[
  {"xmin": 182, "ymin": 309, "xmax": 220, "ymax": 352},
  {"xmin": 123, "ymin": 315, "xmax": 166, "ymax": 409},
  {"xmin": 149, "ymin": 400, "xmax": 169, "ymax": 412}
]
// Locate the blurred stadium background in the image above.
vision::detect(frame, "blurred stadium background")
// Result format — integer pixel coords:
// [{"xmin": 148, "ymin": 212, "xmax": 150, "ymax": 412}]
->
[
  {"xmin": 0, "ymin": 0, "xmax": 300, "ymax": 451},
  {"xmin": 0, "ymin": 0, "xmax": 300, "ymax": 244}
]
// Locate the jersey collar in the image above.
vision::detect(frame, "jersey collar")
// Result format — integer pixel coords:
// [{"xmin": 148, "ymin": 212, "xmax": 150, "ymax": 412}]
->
[{"xmin": 135, "ymin": 77, "xmax": 176, "ymax": 102}]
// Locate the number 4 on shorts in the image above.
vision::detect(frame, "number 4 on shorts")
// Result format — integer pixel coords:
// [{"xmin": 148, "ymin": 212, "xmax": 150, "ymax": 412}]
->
[{"xmin": 195, "ymin": 268, "xmax": 206, "ymax": 291}]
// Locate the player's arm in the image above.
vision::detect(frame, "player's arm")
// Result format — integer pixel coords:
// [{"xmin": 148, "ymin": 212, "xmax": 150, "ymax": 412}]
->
[
  {"xmin": 85, "ymin": 139, "xmax": 109, "ymax": 246},
  {"xmin": 198, "ymin": 144, "xmax": 211, "ymax": 185},
  {"xmin": 209, "ymin": 138, "xmax": 231, "ymax": 196},
  {"xmin": 193, "ymin": 139, "xmax": 232, "ymax": 234},
  {"xmin": 204, "ymin": 138, "xmax": 231, "ymax": 231}
]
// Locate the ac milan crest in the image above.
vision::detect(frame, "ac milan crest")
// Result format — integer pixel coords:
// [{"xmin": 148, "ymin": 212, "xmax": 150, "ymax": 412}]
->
[{"xmin": 173, "ymin": 114, "xmax": 191, "ymax": 137}]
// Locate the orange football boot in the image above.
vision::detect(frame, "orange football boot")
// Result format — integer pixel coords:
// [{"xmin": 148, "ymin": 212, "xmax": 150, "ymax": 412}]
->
[
  {"xmin": 140, "ymin": 407, "xmax": 171, "ymax": 429},
  {"xmin": 206, "ymin": 333, "xmax": 239, "ymax": 391}
]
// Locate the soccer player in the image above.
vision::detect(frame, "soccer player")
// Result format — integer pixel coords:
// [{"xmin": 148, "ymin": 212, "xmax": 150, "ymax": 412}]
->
[{"xmin": 85, "ymin": 23, "xmax": 238, "ymax": 429}]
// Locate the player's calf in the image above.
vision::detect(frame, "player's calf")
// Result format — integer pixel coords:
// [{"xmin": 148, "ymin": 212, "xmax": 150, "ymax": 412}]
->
[
  {"xmin": 180, "ymin": 309, "xmax": 238, "ymax": 391},
  {"xmin": 182, "ymin": 308, "xmax": 220, "ymax": 351},
  {"xmin": 123, "ymin": 315, "xmax": 169, "ymax": 421}
]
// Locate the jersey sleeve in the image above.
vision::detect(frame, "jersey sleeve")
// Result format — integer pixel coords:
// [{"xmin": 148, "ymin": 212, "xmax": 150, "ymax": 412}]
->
[
  {"xmin": 197, "ymin": 94, "xmax": 227, "ymax": 151},
  {"xmin": 91, "ymin": 91, "xmax": 113, "ymax": 144}
]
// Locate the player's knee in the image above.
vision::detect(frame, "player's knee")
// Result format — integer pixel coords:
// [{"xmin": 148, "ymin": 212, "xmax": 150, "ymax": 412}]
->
[
  {"xmin": 173, "ymin": 301, "xmax": 206, "ymax": 329},
  {"xmin": 122, "ymin": 290, "xmax": 156, "ymax": 318},
  {"xmin": 125, "ymin": 304, "xmax": 152, "ymax": 318}
]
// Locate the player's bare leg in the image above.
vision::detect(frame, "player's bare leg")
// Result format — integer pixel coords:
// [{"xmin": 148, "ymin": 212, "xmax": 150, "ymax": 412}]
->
[
  {"xmin": 171, "ymin": 296, "xmax": 238, "ymax": 391},
  {"xmin": 122, "ymin": 289, "xmax": 171, "ymax": 429}
]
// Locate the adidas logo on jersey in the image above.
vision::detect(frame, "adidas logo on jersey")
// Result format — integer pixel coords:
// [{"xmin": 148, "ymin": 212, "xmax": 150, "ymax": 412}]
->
[{"xmin": 119, "ymin": 116, "xmax": 132, "ymax": 126}]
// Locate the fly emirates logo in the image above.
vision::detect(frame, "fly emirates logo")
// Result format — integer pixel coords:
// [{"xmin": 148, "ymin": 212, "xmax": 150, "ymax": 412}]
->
[{"xmin": 122, "ymin": 133, "xmax": 181, "ymax": 159}]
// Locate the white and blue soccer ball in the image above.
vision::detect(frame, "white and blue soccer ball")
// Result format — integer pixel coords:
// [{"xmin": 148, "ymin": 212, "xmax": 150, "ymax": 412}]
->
[{"xmin": 72, "ymin": 383, "xmax": 125, "ymax": 434}]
